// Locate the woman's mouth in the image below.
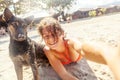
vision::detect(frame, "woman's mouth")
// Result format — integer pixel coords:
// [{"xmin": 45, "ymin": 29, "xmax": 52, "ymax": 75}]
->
[{"xmin": 48, "ymin": 41, "xmax": 58, "ymax": 48}]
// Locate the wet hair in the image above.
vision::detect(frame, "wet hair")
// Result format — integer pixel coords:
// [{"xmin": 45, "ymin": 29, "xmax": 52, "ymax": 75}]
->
[{"xmin": 38, "ymin": 17, "xmax": 64, "ymax": 39}]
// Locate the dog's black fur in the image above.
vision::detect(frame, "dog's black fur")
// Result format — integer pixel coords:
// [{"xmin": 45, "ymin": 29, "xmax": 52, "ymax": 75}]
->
[{"xmin": 0, "ymin": 8, "xmax": 49, "ymax": 80}]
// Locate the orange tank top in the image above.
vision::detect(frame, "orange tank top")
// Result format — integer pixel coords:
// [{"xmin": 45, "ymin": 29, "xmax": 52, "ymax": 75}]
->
[{"xmin": 61, "ymin": 40, "xmax": 82, "ymax": 65}]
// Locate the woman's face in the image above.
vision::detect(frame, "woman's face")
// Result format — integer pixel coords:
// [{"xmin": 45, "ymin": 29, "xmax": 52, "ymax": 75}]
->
[{"xmin": 42, "ymin": 28, "xmax": 64, "ymax": 50}]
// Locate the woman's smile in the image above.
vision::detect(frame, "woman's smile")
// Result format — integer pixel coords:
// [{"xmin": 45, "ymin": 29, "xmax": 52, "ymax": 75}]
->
[{"xmin": 47, "ymin": 41, "xmax": 58, "ymax": 49}]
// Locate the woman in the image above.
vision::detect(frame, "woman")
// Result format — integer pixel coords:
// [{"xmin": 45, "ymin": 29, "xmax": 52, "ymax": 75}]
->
[{"xmin": 37, "ymin": 17, "xmax": 120, "ymax": 80}]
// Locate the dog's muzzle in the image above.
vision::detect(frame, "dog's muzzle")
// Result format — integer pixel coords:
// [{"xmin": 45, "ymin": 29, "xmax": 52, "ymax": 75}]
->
[{"xmin": 17, "ymin": 34, "xmax": 26, "ymax": 41}]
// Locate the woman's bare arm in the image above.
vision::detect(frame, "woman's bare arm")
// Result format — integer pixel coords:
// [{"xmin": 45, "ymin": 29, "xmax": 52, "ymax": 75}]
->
[
  {"xmin": 81, "ymin": 41, "xmax": 120, "ymax": 80},
  {"xmin": 44, "ymin": 48, "xmax": 78, "ymax": 80},
  {"xmin": 106, "ymin": 45, "xmax": 120, "ymax": 80},
  {"xmin": 81, "ymin": 42, "xmax": 107, "ymax": 64}
]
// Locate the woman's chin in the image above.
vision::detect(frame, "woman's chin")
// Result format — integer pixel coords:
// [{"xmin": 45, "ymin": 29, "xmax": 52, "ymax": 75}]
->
[{"xmin": 49, "ymin": 44, "xmax": 58, "ymax": 50}]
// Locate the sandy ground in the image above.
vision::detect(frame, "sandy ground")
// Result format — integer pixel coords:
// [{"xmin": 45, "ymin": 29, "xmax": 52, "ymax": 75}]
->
[{"xmin": 0, "ymin": 13, "xmax": 120, "ymax": 80}]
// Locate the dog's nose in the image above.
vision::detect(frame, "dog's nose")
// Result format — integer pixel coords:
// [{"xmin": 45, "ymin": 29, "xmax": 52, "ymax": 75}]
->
[{"xmin": 18, "ymin": 34, "xmax": 26, "ymax": 41}]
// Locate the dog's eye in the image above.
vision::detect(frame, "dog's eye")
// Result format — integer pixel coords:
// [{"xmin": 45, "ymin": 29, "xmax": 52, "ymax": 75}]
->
[
  {"xmin": 10, "ymin": 22, "xmax": 18, "ymax": 26},
  {"xmin": 10, "ymin": 23, "xmax": 15, "ymax": 26}
]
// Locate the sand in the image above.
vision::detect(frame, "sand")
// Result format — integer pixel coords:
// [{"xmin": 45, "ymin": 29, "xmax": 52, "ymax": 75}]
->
[{"xmin": 0, "ymin": 12, "xmax": 120, "ymax": 80}]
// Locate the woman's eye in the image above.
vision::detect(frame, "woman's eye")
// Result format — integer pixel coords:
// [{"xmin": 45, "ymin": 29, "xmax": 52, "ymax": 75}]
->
[{"xmin": 44, "ymin": 36, "xmax": 49, "ymax": 39}]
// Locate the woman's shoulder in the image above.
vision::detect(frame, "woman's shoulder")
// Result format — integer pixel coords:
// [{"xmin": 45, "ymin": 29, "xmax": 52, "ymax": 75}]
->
[
  {"xmin": 43, "ymin": 45, "xmax": 56, "ymax": 53},
  {"xmin": 65, "ymin": 37, "xmax": 81, "ymax": 44},
  {"xmin": 64, "ymin": 38, "xmax": 83, "ymax": 51},
  {"xmin": 43, "ymin": 46, "xmax": 51, "ymax": 52},
  {"xmin": 64, "ymin": 38, "xmax": 82, "ymax": 48}
]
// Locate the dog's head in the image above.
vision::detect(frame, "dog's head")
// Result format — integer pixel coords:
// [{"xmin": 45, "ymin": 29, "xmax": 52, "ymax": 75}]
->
[{"xmin": 1, "ymin": 8, "xmax": 34, "ymax": 41}]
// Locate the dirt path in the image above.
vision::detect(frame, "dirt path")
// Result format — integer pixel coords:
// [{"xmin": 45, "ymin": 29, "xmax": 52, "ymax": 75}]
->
[{"xmin": 0, "ymin": 13, "xmax": 120, "ymax": 80}]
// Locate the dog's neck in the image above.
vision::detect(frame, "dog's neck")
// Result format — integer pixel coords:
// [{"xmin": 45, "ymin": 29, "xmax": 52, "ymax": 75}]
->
[{"xmin": 9, "ymin": 38, "xmax": 31, "ymax": 56}]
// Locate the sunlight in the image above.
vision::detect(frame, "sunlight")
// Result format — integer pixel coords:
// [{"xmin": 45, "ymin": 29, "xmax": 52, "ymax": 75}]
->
[{"xmin": 13, "ymin": 0, "xmax": 19, "ymax": 3}]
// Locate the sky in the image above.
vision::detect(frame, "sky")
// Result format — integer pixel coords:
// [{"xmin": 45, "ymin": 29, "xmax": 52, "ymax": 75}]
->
[
  {"xmin": 68, "ymin": 0, "xmax": 120, "ymax": 13},
  {"xmin": 74, "ymin": 0, "xmax": 120, "ymax": 8}
]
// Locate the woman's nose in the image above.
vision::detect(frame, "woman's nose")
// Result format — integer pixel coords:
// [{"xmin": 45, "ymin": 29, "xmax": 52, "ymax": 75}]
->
[
  {"xmin": 48, "ymin": 37, "xmax": 55, "ymax": 43},
  {"xmin": 47, "ymin": 36, "xmax": 57, "ymax": 44}
]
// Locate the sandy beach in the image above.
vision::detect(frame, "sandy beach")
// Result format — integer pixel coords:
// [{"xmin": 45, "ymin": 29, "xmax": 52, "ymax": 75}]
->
[{"xmin": 0, "ymin": 12, "xmax": 120, "ymax": 80}]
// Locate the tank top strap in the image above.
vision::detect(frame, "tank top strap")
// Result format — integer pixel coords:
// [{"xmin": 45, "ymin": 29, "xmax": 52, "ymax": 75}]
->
[{"xmin": 64, "ymin": 40, "xmax": 71, "ymax": 61}]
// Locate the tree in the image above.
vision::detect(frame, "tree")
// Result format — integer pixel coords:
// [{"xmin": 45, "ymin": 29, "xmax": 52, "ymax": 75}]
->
[
  {"xmin": 41, "ymin": 0, "xmax": 74, "ymax": 9},
  {"xmin": 0, "ymin": 0, "xmax": 75, "ymax": 17},
  {"xmin": 0, "ymin": 0, "xmax": 13, "ymax": 11},
  {"xmin": 0, "ymin": 0, "xmax": 22, "ymax": 15},
  {"xmin": 0, "ymin": 0, "xmax": 40, "ymax": 15},
  {"xmin": 41, "ymin": 0, "xmax": 75, "ymax": 21}
]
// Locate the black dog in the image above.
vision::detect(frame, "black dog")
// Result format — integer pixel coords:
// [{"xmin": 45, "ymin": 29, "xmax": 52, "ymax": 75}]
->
[{"xmin": 0, "ymin": 8, "xmax": 49, "ymax": 80}]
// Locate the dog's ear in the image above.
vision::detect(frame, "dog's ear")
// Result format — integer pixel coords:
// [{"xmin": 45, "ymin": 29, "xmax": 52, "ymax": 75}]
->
[
  {"xmin": 24, "ymin": 15, "xmax": 34, "ymax": 25},
  {"xmin": 0, "ymin": 14, "xmax": 8, "ymax": 28},
  {"xmin": 3, "ymin": 8, "xmax": 14, "ymax": 22},
  {"xmin": 0, "ymin": 14, "xmax": 3, "ymax": 22}
]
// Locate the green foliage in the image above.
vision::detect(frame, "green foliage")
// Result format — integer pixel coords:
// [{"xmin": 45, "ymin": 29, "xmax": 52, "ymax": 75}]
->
[
  {"xmin": 89, "ymin": 10, "xmax": 97, "ymax": 17},
  {"xmin": 41, "ymin": 0, "xmax": 75, "ymax": 11},
  {"xmin": 100, "ymin": 8, "xmax": 106, "ymax": 14},
  {"xmin": 0, "ymin": 0, "xmax": 75, "ymax": 15},
  {"xmin": 0, "ymin": 0, "xmax": 12, "ymax": 11},
  {"xmin": 0, "ymin": 0, "xmax": 41, "ymax": 14}
]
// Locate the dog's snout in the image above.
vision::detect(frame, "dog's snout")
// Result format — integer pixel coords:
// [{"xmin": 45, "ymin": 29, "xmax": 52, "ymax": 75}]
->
[{"xmin": 18, "ymin": 34, "xmax": 26, "ymax": 41}]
